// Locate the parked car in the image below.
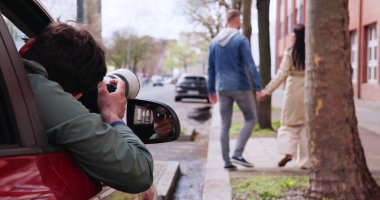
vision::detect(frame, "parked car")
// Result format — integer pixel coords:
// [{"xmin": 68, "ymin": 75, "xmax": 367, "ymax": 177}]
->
[
  {"xmin": 175, "ymin": 74, "xmax": 209, "ymax": 102},
  {"xmin": 151, "ymin": 75, "xmax": 164, "ymax": 87},
  {"xmin": 0, "ymin": 0, "xmax": 179, "ymax": 199},
  {"xmin": 152, "ymin": 78, "xmax": 164, "ymax": 87}
]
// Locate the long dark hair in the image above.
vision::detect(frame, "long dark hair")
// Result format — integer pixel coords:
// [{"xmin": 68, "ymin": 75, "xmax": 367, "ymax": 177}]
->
[{"xmin": 292, "ymin": 24, "xmax": 305, "ymax": 70}]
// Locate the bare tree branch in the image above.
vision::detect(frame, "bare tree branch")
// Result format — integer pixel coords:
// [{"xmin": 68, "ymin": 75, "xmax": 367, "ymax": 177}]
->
[{"xmin": 183, "ymin": 0, "xmax": 230, "ymax": 41}]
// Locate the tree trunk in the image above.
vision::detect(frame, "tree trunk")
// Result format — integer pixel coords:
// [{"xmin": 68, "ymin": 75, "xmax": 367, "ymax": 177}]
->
[
  {"xmin": 132, "ymin": 60, "xmax": 138, "ymax": 73},
  {"xmin": 184, "ymin": 61, "xmax": 188, "ymax": 73},
  {"xmin": 305, "ymin": 0, "xmax": 380, "ymax": 199},
  {"xmin": 256, "ymin": 0, "xmax": 272, "ymax": 129},
  {"xmin": 242, "ymin": 0, "xmax": 252, "ymax": 43}
]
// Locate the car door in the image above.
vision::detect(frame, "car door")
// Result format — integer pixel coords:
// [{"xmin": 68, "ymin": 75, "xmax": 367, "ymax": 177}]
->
[{"xmin": 0, "ymin": 1, "xmax": 101, "ymax": 199}]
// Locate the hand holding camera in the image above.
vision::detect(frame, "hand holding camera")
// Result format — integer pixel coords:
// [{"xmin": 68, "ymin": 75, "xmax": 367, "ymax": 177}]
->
[
  {"xmin": 79, "ymin": 68, "xmax": 140, "ymax": 115},
  {"xmin": 97, "ymin": 79, "xmax": 127, "ymax": 124}
]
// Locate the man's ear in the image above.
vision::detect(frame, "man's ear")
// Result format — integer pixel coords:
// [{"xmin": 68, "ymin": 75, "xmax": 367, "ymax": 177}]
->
[
  {"xmin": 19, "ymin": 38, "xmax": 36, "ymax": 56},
  {"xmin": 72, "ymin": 92, "xmax": 83, "ymax": 100}
]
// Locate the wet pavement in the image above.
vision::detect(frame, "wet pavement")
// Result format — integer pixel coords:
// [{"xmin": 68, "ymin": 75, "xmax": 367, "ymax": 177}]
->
[{"xmin": 187, "ymin": 106, "xmax": 212, "ymax": 122}]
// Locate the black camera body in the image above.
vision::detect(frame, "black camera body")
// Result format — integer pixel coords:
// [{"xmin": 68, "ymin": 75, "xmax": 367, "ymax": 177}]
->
[{"xmin": 106, "ymin": 83, "xmax": 117, "ymax": 93}]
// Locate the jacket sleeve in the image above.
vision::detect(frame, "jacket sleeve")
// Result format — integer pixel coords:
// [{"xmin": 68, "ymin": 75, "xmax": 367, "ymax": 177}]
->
[
  {"xmin": 29, "ymin": 74, "xmax": 153, "ymax": 194},
  {"xmin": 262, "ymin": 49, "xmax": 292, "ymax": 95},
  {"xmin": 240, "ymin": 37, "xmax": 262, "ymax": 91},
  {"xmin": 207, "ymin": 43, "xmax": 216, "ymax": 94}
]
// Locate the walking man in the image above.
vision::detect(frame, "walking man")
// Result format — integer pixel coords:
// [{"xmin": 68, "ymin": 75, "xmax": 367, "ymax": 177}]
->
[{"xmin": 207, "ymin": 9, "xmax": 262, "ymax": 170}]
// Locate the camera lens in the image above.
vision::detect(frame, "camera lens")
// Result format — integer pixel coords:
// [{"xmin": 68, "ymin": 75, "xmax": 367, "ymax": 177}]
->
[{"xmin": 104, "ymin": 69, "xmax": 140, "ymax": 99}]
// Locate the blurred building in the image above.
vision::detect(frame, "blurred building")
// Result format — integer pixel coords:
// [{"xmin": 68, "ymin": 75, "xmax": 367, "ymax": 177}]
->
[
  {"xmin": 276, "ymin": 0, "xmax": 380, "ymax": 100},
  {"xmin": 275, "ymin": 0, "xmax": 305, "ymax": 74}
]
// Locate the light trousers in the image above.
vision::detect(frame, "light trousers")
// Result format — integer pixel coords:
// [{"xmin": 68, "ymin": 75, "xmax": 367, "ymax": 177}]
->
[{"xmin": 277, "ymin": 125, "xmax": 310, "ymax": 168}]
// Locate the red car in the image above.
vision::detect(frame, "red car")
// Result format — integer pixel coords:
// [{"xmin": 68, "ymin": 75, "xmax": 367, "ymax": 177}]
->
[{"xmin": 0, "ymin": 0, "xmax": 179, "ymax": 199}]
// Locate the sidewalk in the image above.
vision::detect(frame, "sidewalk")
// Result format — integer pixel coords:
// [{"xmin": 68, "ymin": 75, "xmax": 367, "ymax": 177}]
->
[{"xmin": 202, "ymin": 89, "xmax": 380, "ymax": 200}]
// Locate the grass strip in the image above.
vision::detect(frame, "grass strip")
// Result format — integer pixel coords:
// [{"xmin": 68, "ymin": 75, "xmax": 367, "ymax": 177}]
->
[{"xmin": 232, "ymin": 176, "xmax": 308, "ymax": 200}]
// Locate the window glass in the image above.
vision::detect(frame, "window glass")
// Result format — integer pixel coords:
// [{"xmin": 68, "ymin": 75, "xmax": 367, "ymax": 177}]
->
[
  {"xmin": 2, "ymin": 15, "xmax": 28, "ymax": 50},
  {"xmin": 296, "ymin": 0, "xmax": 302, "ymax": 23},
  {"xmin": 375, "ymin": 47, "xmax": 378, "ymax": 60},
  {"xmin": 366, "ymin": 24, "xmax": 378, "ymax": 82},
  {"xmin": 350, "ymin": 31, "xmax": 358, "ymax": 82},
  {"xmin": 0, "ymin": 16, "xmax": 20, "ymax": 145},
  {"xmin": 280, "ymin": 0, "xmax": 285, "ymax": 37},
  {"xmin": 375, "ymin": 26, "xmax": 378, "ymax": 39},
  {"xmin": 0, "ymin": 75, "xmax": 17, "ymax": 145},
  {"xmin": 287, "ymin": 0, "xmax": 293, "ymax": 33}
]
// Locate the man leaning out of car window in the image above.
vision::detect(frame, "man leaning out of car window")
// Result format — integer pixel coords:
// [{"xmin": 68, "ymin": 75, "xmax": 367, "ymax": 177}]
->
[{"xmin": 19, "ymin": 22, "xmax": 153, "ymax": 194}]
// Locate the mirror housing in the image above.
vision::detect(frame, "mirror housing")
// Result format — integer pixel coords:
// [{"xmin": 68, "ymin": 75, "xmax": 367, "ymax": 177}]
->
[{"xmin": 126, "ymin": 99, "xmax": 180, "ymax": 144}]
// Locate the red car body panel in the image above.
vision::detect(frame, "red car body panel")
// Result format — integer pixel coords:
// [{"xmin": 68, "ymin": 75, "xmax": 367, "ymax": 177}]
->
[{"xmin": 0, "ymin": 153, "xmax": 101, "ymax": 200}]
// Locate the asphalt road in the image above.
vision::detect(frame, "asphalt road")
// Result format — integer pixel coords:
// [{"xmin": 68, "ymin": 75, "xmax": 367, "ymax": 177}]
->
[{"xmin": 138, "ymin": 83, "xmax": 212, "ymax": 200}]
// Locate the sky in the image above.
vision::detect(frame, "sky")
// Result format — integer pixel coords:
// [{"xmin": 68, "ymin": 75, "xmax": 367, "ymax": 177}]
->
[
  {"xmin": 101, "ymin": 0, "xmax": 277, "ymax": 40},
  {"xmin": 102, "ymin": 0, "xmax": 191, "ymax": 40},
  {"xmin": 41, "ymin": 0, "xmax": 77, "ymax": 21},
  {"xmin": 41, "ymin": 0, "xmax": 277, "ymax": 41}
]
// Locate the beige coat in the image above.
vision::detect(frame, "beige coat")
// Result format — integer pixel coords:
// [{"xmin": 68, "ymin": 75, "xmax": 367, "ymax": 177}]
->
[{"xmin": 262, "ymin": 48, "xmax": 305, "ymax": 126}]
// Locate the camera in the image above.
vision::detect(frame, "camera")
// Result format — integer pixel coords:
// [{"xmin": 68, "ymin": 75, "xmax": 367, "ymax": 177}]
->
[
  {"xmin": 104, "ymin": 68, "xmax": 140, "ymax": 99},
  {"xmin": 79, "ymin": 68, "xmax": 140, "ymax": 113}
]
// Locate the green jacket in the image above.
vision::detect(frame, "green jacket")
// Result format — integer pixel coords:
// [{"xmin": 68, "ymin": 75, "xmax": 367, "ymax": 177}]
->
[{"xmin": 24, "ymin": 59, "xmax": 153, "ymax": 193}]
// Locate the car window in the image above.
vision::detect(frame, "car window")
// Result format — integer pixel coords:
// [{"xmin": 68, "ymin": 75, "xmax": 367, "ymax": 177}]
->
[
  {"xmin": 1, "ymin": 15, "xmax": 28, "ymax": 50},
  {"xmin": 0, "ymin": 11, "xmax": 46, "ymax": 151},
  {"xmin": 0, "ymin": 78, "xmax": 17, "ymax": 145},
  {"xmin": 0, "ymin": 16, "xmax": 20, "ymax": 146},
  {"xmin": 184, "ymin": 76, "xmax": 206, "ymax": 82}
]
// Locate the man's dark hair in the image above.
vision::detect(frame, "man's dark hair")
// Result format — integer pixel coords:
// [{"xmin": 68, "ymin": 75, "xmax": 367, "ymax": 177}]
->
[{"xmin": 22, "ymin": 22, "xmax": 107, "ymax": 93}]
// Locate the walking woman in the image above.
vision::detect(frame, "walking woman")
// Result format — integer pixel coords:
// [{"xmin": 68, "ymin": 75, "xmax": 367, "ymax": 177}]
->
[{"xmin": 259, "ymin": 24, "xmax": 310, "ymax": 169}]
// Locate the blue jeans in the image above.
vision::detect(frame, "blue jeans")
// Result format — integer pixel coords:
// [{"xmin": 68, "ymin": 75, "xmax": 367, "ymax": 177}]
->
[{"xmin": 217, "ymin": 90, "xmax": 257, "ymax": 165}]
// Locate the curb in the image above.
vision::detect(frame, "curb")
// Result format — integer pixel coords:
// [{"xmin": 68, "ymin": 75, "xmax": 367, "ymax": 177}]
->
[
  {"xmin": 154, "ymin": 161, "xmax": 180, "ymax": 200},
  {"xmin": 230, "ymin": 168, "xmax": 310, "ymax": 178},
  {"xmin": 202, "ymin": 104, "xmax": 232, "ymax": 200},
  {"xmin": 90, "ymin": 161, "xmax": 181, "ymax": 200}
]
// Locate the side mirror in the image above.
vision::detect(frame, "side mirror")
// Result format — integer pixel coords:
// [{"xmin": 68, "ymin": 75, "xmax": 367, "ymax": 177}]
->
[{"xmin": 126, "ymin": 99, "xmax": 181, "ymax": 144}]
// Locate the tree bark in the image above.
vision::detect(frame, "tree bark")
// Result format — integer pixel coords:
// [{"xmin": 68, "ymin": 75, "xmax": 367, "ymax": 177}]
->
[
  {"xmin": 242, "ymin": 0, "xmax": 252, "ymax": 43},
  {"xmin": 256, "ymin": 0, "xmax": 272, "ymax": 129},
  {"xmin": 305, "ymin": 0, "xmax": 380, "ymax": 199}
]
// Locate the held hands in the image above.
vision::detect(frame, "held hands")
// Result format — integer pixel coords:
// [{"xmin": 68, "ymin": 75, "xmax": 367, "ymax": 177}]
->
[
  {"xmin": 208, "ymin": 94, "xmax": 217, "ymax": 104},
  {"xmin": 97, "ymin": 79, "xmax": 127, "ymax": 124},
  {"xmin": 256, "ymin": 91, "xmax": 267, "ymax": 101}
]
